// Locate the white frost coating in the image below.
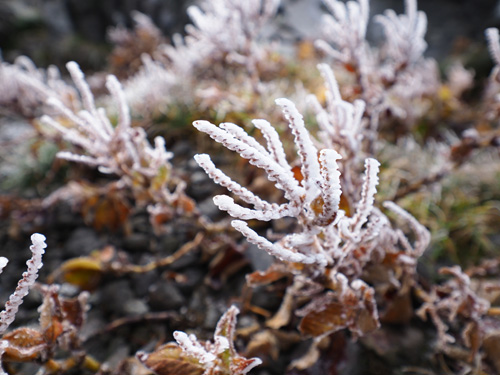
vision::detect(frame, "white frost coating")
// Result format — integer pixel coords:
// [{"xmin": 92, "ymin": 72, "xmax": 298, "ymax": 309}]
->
[
  {"xmin": 349, "ymin": 158, "xmax": 380, "ymax": 235},
  {"xmin": 170, "ymin": 305, "xmax": 262, "ymax": 373},
  {"xmin": 231, "ymin": 220, "xmax": 319, "ymax": 265},
  {"xmin": 252, "ymin": 119, "xmax": 291, "ymax": 171},
  {"xmin": 193, "ymin": 120, "xmax": 303, "ymax": 202},
  {"xmin": 317, "ymin": 149, "xmax": 343, "ymax": 224},
  {"xmin": 66, "ymin": 61, "xmax": 98, "ymax": 117},
  {"xmin": 42, "ymin": 62, "xmax": 184, "ymax": 219},
  {"xmin": 0, "ymin": 258, "xmax": 8, "ymax": 275},
  {"xmin": 276, "ymin": 98, "xmax": 321, "ymax": 205},
  {"xmin": 383, "ymin": 201, "xmax": 430, "ymax": 256},
  {"xmin": 105, "ymin": 74, "xmax": 131, "ymax": 130},
  {"xmin": 194, "ymin": 153, "xmax": 276, "ymax": 211},
  {"xmin": 173, "ymin": 331, "xmax": 216, "ymax": 363},
  {"xmin": 318, "ymin": 0, "xmax": 370, "ymax": 63},
  {"xmin": 194, "ymin": 94, "xmax": 427, "ymax": 284},
  {"xmin": 486, "ymin": 28, "xmax": 500, "ymax": 67},
  {"xmin": 213, "ymin": 195, "xmax": 293, "ymax": 221},
  {"xmin": 374, "ymin": 0, "xmax": 427, "ymax": 64},
  {"xmin": 220, "ymin": 122, "xmax": 270, "ymax": 158},
  {"xmin": 0, "ymin": 233, "xmax": 46, "ymax": 335},
  {"xmin": 213, "ymin": 335, "xmax": 230, "ymax": 353}
]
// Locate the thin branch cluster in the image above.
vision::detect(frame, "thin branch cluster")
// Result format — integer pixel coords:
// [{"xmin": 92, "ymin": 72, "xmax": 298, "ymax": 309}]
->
[
  {"xmin": 316, "ymin": 0, "xmax": 439, "ymax": 126},
  {"xmin": 41, "ymin": 62, "xmax": 192, "ymax": 227},
  {"xmin": 120, "ymin": 0, "xmax": 281, "ymax": 115},
  {"xmin": 0, "ymin": 56, "xmax": 77, "ymax": 117},
  {"xmin": 194, "ymin": 81, "xmax": 430, "ymax": 336}
]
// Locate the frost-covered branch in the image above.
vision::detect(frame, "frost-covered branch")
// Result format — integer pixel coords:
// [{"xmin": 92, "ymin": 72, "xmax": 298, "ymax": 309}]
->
[
  {"xmin": 41, "ymin": 62, "xmax": 193, "ymax": 228},
  {"xmin": 195, "ymin": 96, "xmax": 429, "ymax": 276},
  {"xmin": 164, "ymin": 0, "xmax": 280, "ymax": 77},
  {"xmin": 0, "ymin": 56, "xmax": 77, "ymax": 117},
  {"xmin": 316, "ymin": 0, "xmax": 439, "ymax": 126},
  {"xmin": 0, "ymin": 234, "xmax": 46, "ymax": 335},
  {"xmin": 138, "ymin": 305, "xmax": 262, "ymax": 375}
]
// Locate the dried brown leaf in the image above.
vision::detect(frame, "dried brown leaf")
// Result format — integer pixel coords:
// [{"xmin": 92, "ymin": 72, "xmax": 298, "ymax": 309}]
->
[
  {"xmin": 2, "ymin": 328, "xmax": 46, "ymax": 362},
  {"xmin": 299, "ymin": 302, "xmax": 349, "ymax": 337},
  {"xmin": 137, "ymin": 343, "xmax": 204, "ymax": 375},
  {"xmin": 245, "ymin": 330, "xmax": 279, "ymax": 361},
  {"xmin": 246, "ymin": 263, "xmax": 289, "ymax": 287},
  {"xmin": 266, "ymin": 285, "xmax": 294, "ymax": 329}
]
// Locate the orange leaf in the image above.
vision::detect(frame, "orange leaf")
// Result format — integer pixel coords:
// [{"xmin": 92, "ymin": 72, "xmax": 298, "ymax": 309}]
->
[
  {"xmin": 245, "ymin": 264, "xmax": 289, "ymax": 287},
  {"xmin": 291, "ymin": 166, "xmax": 303, "ymax": 185},
  {"xmin": 2, "ymin": 328, "xmax": 46, "ymax": 362}
]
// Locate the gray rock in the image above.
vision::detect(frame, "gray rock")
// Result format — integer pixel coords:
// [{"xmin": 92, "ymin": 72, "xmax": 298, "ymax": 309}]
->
[
  {"xmin": 122, "ymin": 233, "xmax": 150, "ymax": 253},
  {"xmin": 99, "ymin": 279, "xmax": 134, "ymax": 316},
  {"xmin": 64, "ymin": 227, "xmax": 103, "ymax": 258},
  {"xmin": 246, "ymin": 243, "xmax": 275, "ymax": 272},
  {"xmin": 148, "ymin": 281, "xmax": 186, "ymax": 311},
  {"xmin": 123, "ymin": 298, "xmax": 149, "ymax": 315}
]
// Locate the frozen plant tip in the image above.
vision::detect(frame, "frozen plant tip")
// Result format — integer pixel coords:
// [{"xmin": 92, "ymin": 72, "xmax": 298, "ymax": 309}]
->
[
  {"xmin": 138, "ymin": 306, "xmax": 262, "ymax": 375},
  {"xmin": 0, "ymin": 233, "xmax": 46, "ymax": 336}
]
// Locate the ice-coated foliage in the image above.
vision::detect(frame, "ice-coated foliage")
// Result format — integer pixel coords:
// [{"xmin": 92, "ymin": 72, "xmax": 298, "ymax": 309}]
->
[
  {"xmin": 0, "ymin": 234, "xmax": 46, "ymax": 374},
  {"xmin": 164, "ymin": 0, "xmax": 280, "ymax": 76},
  {"xmin": 0, "ymin": 56, "xmax": 77, "ymax": 117},
  {"xmin": 121, "ymin": 0, "xmax": 281, "ymax": 114},
  {"xmin": 194, "ymin": 94, "xmax": 429, "ymax": 298},
  {"xmin": 41, "ymin": 62, "xmax": 192, "ymax": 226},
  {"xmin": 316, "ymin": 0, "xmax": 439, "ymax": 125},
  {"xmin": 0, "ymin": 234, "xmax": 46, "ymax": 336},
  {"xmin": 194, "ymin": 61, "xmax": 432, "ymax": 336},
  {"xmin": 138, "ymin": 306, "xmax": 262, "ymax": 375}
]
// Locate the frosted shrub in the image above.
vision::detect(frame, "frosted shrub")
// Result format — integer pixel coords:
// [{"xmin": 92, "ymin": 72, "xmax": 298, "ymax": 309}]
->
[{"xmin": 194, "ymin": 79, "xmax": 429, "ymax": 337}]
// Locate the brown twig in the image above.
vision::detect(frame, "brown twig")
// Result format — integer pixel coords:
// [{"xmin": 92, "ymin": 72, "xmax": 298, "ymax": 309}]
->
[
  {"xmin": 84, "ymin": 311, "xmax": 179, "ymax": 342},
  {"xmin": 120, "ymin": 232, "xmax": 204, "ymax": 273}
]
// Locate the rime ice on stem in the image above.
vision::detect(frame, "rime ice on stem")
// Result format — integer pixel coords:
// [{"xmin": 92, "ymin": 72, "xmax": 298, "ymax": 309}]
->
[
  {"xmin": 0, "ymin": 234, "xmax": 46, "ymax": 336},
  {"xmin": 0, "ymin": 56, "xmax": 77, "ymax": 117}
]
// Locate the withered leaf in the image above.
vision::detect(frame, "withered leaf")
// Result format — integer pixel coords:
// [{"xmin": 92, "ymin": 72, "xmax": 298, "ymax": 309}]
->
[
  {"xmin": 462, "ymin": 321, "xmax": 482, "ymax": 362},
  {"xmin": 230, "ymin": 356, "xmax": 262, "ymax": 375},
  {"xmin": 380, "ymin": 291, "xmax": 413, "ymax": 324},
  {"xmin": 2, "ymin": 328, "xmax": 46, "ymax": 362},
  {"xmin": 484, "ymin": 332, "xmax": 500, "ymax": 374},
  {"xmin": 299, "ymin": 302, "xmax": 349, "ymax": 337},
  {"xmin": 93, "ymin": 197, "xmax": 131, "ymax": 231},
  {"xmin": 245, "ymin": 330, "xmax": 279, "ymax": 361},
  {"xmin": 299, "ymin": 295, "xmax": 379, "ymax": 338},
  {"xmin": 137, "ymin": 343, "xmax": 204, "ymax": 375},
  {"xmin": 246, "ymin": 264, "xmax": 289, "ymax": 287},
  {"xmin": 266, "ymin": 286, "xmax": 294, "ymax": 329}
]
